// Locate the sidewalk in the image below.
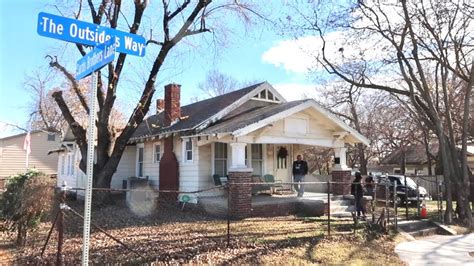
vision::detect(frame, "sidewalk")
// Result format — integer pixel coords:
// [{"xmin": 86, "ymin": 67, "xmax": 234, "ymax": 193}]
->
[{"xmin": 395, "ymin": 233, "xmax": 474, "ymax": 265}]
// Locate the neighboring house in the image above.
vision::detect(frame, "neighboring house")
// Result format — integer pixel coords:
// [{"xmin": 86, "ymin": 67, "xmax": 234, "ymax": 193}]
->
[
  {"xmin": 57, "ymin": 82, "xmax": 369, "ymax": 210},
  {"xmin": 378, "ymin": 145, "xmax": 438, "ymax": 175},
  {"xmin": 0, "ymin": 130, "xmax": 60, "ymax": 178}
]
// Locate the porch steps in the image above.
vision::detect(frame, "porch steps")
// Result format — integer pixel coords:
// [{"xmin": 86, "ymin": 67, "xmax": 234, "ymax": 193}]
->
[
  {"xmin": 397, "ymin": 220, "xmax": 451, "ymax": 238},
  {"xmin": 326, "ymin": 198, "xmax": 356, "ymax": 218}
]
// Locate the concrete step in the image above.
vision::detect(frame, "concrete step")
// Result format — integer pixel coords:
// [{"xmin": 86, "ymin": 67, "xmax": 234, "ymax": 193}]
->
[
  {"xmin": 330, "ymin": 205, "xmax": 355, "ymax": 213},
  {"xmin": 328, "ymin": 199, "xmax": 353, "ymax": 207},
  {"xmin": 397, "ymin": 220, "xmax": 446, "ymax": 238},
  {"xmin": 331, "ymin": 211, "xmax": 354, "ymax": 218}
]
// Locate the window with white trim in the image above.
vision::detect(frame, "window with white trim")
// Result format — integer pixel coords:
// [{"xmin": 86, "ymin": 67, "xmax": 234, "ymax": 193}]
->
[
  {"xmin": 214, "ymin": 142, "xmax": 227, "ymax": 176},
  {"xmin": 60, "ymin": 155, "xmax": 65, "ymax": 175},
  {"xmin": 252, "ymin": 88, "xmax": 280, "ymax": 102},
  {"xmin": 71, "ymin": 152, "xmax": 75, "ymax": 176},
  {"xmin": 251, "ymin": 144, "xmax": 263, "ymax": 176},
  {"xmin": 184, "ymin": 139, "xmax": 193, "ymax": 162},
  {"xmin": 47, "ymin": 134, "xmax": 56, "ymax": 141},
  {"xmin": 154, "ymin": 143, "xmax": 161, "ymax": 163},
  {"xmin": 67, "ymin": 154, "xmax": 72, "ymax": 176},
  {"xmin": 136, "ymin": 144, "xmax": 144, "ymax": 177}
]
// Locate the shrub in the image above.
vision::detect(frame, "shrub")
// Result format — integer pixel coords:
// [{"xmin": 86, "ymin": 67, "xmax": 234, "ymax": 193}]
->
[{"xmin": 0, "ymin": 170, "xmax": 54, "ymax": 246}]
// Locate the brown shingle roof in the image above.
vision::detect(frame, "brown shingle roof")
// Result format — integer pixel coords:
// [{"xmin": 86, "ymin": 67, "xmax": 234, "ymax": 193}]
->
[
  {"xmin": 380, "ymin": 144, "xmax": 439, "ymax": 165},
  {"xmin": 130, "ymin": 82, "xmax": 266, "ymax": 141}
]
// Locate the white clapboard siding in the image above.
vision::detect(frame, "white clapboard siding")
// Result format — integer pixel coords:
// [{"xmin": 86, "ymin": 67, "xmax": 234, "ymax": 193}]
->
[
  {"xmin": 0, "ymin": 131, "xmax": 59, "ymax": 178},
  {"xmin": 111, "ymin": 145, "xmax": 137, "ymax": 189}
]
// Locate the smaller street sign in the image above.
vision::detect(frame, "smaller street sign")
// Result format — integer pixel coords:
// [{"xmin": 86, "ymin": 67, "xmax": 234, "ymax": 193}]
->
[{"xmin": 76, "ymin": 38, "xmax": 115, "ymax": 80}]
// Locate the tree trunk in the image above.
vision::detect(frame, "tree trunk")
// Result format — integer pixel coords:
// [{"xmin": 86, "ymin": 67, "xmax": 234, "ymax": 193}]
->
[
  {"xmin": 16, "ymin": 223, "xmax": 27, "ymax": 246},
  {"xmin": 358, "ymin": 143, "xmax": 367, "ymax": 175}
]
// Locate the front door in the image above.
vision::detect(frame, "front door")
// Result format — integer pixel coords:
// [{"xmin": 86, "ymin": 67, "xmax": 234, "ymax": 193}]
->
[{"xmin": 274, "ymin": 145, "xmax": 292, "ymax": 183}]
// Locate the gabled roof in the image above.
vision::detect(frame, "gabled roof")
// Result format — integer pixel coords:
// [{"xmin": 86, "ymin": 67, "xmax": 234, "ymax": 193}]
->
[
  {"xmin": 200, "ymin": 99, "xmax": 370, "ymax": 145},
  {"xmin": 380, "ymin": 144, "xmax": 439, "ymax": 165},
  {"xmin": 130, "ymin": 82, "xmax": 285, "ymax": 142},
  {"xmin": 200, "ymin": 100, "xmax": 307, "ymax": 135},
  {"xmin": 0, "ymin": 130, "xmax": 43, "ymax": 141}
]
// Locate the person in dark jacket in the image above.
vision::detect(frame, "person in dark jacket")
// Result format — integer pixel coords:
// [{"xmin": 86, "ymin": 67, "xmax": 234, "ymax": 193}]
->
[
  {"xmin": 292, "ymin": 155, "xmax": 308, "ymax": 197},
  {"xmin": 351, "ymin": 172, "xmax": 366, "ymax": 220}
]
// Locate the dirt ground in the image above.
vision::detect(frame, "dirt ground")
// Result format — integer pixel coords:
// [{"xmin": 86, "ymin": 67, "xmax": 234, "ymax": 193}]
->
[{"xmin": 0, "ymin": 199, "xmax": 405, "ymax": 264}]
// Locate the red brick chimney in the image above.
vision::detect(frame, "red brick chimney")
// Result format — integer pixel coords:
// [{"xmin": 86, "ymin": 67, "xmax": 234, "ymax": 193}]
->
[
  {"xmin": 156, "ymin": 99, "xmax": 165, "ymax": 114},
  {"xmin": 159, "ymin": 83, "xmax": 181, "ymax": 201},
  {"xmin": 164, "ymin": 84, "xmax": 181, "ymax": 126}
]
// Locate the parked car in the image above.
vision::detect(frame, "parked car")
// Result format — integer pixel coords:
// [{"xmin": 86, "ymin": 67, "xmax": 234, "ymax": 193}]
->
[{"xmin": 376, "ymin": 175, "xmax": 429, "ymax": 205}]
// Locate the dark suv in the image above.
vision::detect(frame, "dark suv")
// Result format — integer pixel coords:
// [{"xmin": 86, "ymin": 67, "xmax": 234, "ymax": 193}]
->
[{"xmin": 376, "ymin": 175, "xmax": 428, "ymax": 205}]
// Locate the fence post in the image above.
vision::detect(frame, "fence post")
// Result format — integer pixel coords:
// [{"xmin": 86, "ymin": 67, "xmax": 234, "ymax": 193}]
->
[
  {"xmin": 438, "ymin": 180, "xmax": 444, "ymax": 224},
  {"xmin": 393, "ymin": 182, "xmax": 398, "ymax": 230},
  {"xmin": 417, "ymin": 183, "xmax": 420, "ymax": 218},
  {"xmin": 57, "ymin": 181, "xmax": 67, "ymax": 265},
  {"xmin": 404, "ymin": 176, "xmax": 408, "ymax": 221},
  {"xmin": 226, "ymin": 183, "xmax": 230, "ymax": 248},
  {"xmin": 385, "ymin": 181, "xmax": 390, "ymax": 225},
  {"xmin": 327, "ymin": 181, "xmax": 330, "ymax": 236},
  {"xmin": 372, "ymin": 183, "xmax": 376, "ymax": 223},
  {"xmin": 436, "ymin": 175, "xmax": 440, "ymax": 219}
]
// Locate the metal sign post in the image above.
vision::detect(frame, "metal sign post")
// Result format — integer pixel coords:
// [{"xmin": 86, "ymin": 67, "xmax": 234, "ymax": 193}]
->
[
  {"xmin": 82, "ymin": 71, "xmax": 97, "ymax": 265},
  {"xmin": 37, "ymin": 12, "xmax": 145, "ymax": 265}
]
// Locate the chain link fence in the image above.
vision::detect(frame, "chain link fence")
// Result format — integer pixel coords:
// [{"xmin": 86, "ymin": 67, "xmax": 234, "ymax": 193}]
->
[{"xmin": 11, "ymin": 175, "xmax": 448, "ymax": 264}]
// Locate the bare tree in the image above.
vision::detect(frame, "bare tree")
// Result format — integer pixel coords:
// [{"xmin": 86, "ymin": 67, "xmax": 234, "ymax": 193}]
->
[
  {"xmin": 289, "ymin": 0, "xmax": 473, "ymax": 225},
  {"xmin": 46, "ymin": 0, "xmax": 264, "ymax": 203},
  {"xmin": 198, "ymin": 69, "xmax": 239, "ymax": 98}
]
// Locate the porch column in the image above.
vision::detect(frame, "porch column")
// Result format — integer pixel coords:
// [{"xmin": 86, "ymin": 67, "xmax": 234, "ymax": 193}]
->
[
  {"xmin": 228, "ymin": 142, "xmax": 253, "ymax": 219},
  {"xmin": 332, "ymin": 147, "xmax": 352, "ymax": 195}
]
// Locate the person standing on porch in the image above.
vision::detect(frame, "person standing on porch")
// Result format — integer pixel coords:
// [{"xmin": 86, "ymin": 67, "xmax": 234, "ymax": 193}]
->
[{"xmin": 292, "ymin": 155, "xmax": 308, "ymax": 197}]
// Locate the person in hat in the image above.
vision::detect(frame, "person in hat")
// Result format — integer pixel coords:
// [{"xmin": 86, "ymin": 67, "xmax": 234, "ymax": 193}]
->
[{"xmin": 351, "ymin": 172, "xmax": 366, "ymax": 220}]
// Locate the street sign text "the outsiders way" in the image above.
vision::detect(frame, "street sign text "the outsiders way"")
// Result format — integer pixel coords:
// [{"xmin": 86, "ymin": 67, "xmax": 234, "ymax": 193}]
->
[{"xmin": 37, "ymin": 12, "xmax": 146, "ymax": 57}]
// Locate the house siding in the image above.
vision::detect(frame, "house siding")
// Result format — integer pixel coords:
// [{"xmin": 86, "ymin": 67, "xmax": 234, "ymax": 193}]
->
[
  {"xmin": 112, "ymin": 145, "xmax": 137, "ymax": 189},
  {"xmin": 0, "ymin": 131, "xmax": 59, "ymax": 178}
]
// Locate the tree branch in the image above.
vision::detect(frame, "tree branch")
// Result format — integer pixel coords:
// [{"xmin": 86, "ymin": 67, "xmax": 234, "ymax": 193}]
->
[{"xmin": 46, "ymin": 55, "xmax": 89, "ymax": 114}]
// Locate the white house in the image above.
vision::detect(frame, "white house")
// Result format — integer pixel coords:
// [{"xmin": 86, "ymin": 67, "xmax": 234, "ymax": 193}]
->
[
  {"xmin": 56, "ymin": 82, "xmax": 369, "ymax": 216},
  {"xmin": 0, "ymin": 130, "xmax": 60, "ymax": 178}
]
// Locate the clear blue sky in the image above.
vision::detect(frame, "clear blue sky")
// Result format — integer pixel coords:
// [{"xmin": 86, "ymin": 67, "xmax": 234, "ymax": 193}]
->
[{"xmin": 0, "ymin": 1, "xmax": 315, "ymax": 137}]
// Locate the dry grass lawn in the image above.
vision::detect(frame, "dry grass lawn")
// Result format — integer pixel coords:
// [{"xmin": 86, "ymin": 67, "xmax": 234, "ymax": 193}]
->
[{"xmin": 0, "ymin": 199, "xmax": 406, "ymax": 265}]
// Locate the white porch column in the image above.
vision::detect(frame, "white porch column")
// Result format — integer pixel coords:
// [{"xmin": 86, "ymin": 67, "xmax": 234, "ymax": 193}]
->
[
  {"xmin": 332, "ymin": 146, "xmax": 352, "ymax": 195},
  {"xmin": 333, "ymin": 147, "xmax": 349, "ymax": 170},
  {"xmin": 229, "ymin": 142, "xmax": 252, "ymax": 172}
]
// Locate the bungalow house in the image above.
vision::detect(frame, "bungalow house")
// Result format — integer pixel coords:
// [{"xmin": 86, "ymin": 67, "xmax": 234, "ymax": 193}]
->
[
  {"xmin": 56, "ymin": 82, "xmax": 369, "ymax": 217},
  {"xmin": 377, "ymin": 145, "xmax": 438, "ymax": 175},
  {"xmin": 0, "ymin": 130, "xmax": 60, "ymax": 179}
]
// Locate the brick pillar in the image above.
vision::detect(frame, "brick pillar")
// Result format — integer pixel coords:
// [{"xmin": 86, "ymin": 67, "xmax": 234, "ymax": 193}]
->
[
  {"xmin": 331, "ymin": 170, "xmax": 352, "ymax": 195},
  {"xmin": 228, "ymin": 170, "xmax": 252, "ymax": 219}
]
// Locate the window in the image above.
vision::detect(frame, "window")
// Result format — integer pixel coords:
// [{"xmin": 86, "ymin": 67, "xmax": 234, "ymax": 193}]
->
[
  {"xmin": 47, "ymin": 134, "xmax": 56, "ymax": 141},
  {"xmin": 267, "ymin": 90, "xmax": 274, "ymax": 101},
  {"xmin": 67, "ymin": 154, "xmax": 72, "ymax": 175},
  {"xmin": 137, "ymin": 144, "xmax": 144, "ymax": 177},
  {"xmin": 60, "ymin": 155, "xmax": 65, "ymax": 175},
  {"xmin": 184, "ymin": 139, "xmax": 193, "ymax": 162},
  {"xmin": 252, "ymin": 89, "xmax": 280, "ymax": 102},
  {"xmin": 71, "ymin": 152, "xmax": 75, "ymax": 176},
  {"xmin": 251, "ymin": 144, "xmax": 263, "ymax": 176},
  {"xmin": 154, "ymin": 144, "xmax": 161, "ymax": 163},
  {"xmin": 214, "ymin": 143, "xmax": 228, "ymax": 176}
]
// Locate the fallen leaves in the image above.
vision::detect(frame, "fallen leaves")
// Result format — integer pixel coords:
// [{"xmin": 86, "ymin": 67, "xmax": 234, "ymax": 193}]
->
[{"xmin": 1, "ymin": 199, "xmax": 403, "ymax": 265}]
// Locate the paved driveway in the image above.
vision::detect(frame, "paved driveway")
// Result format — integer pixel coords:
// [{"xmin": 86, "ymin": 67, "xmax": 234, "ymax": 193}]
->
[{"xmin": 395, "ymin": 233, "xmax": 474, "ymax": 265}]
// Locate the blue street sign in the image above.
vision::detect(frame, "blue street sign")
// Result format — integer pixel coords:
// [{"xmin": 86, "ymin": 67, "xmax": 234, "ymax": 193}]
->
[
  {"xmin": 37, "ymin": 12, "xmax": 146, "ymax": 57},
  {"xmin": 76, "ymin": 38, "xmax": 116, "ymax": 80}
]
